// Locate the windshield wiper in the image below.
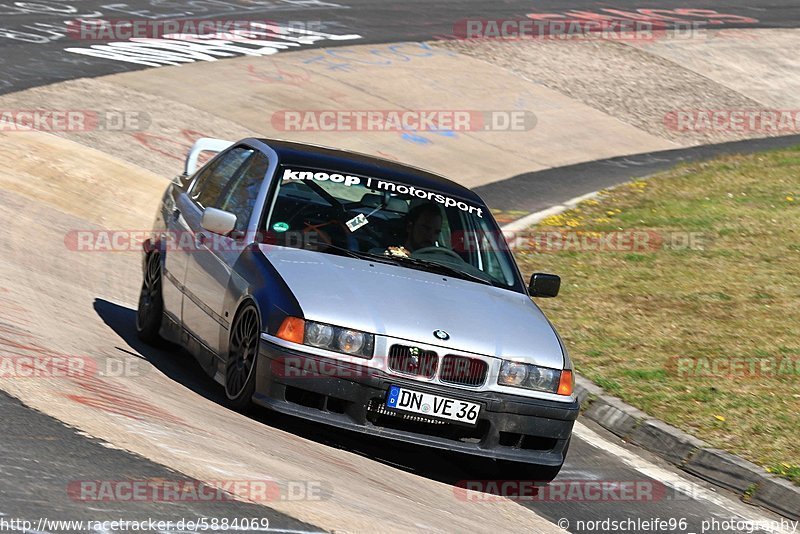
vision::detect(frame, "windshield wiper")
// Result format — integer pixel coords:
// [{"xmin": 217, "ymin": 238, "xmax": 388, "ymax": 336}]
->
[
  {"xmin": 322, "ymin": 244, "xmax": 398, "ymax": 265},
  {"xmin": 321, "ymin": 245, "xmax": 494, "ymax": 286},
  {"xmin": 381, "ymin": 254, "xmax": 494, "ymax": 286}
]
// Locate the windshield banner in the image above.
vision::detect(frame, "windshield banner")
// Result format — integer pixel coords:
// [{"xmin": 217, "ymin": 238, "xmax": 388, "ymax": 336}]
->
[{"xmin": 282, "ymin": 168, "xmax": 484, "ymax": 217}]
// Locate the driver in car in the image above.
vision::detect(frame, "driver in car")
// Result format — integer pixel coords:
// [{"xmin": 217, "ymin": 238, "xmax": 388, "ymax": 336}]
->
[{"xmin": 387, "ymin": 203, "xmax": 443, "ymax": 257}]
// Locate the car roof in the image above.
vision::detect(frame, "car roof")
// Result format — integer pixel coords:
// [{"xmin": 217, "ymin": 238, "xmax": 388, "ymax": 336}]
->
[{"xmin": 255, "ymin": 138, "xmax": 485, "ymax": 204}]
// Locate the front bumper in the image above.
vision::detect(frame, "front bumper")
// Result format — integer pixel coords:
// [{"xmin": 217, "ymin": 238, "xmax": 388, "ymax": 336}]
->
[{"xmin": 254, "ymin": 339, "xmax": 579, "ymax": 466}]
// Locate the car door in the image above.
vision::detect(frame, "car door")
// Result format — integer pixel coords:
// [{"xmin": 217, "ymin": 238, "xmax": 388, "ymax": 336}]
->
[
  {"xmin": 182, "ymin": 147, "xmax": 270, "ymax": 354},
  {"xmin": 161, "ymin": 156, "xmax": 229, "ymax": 326}
]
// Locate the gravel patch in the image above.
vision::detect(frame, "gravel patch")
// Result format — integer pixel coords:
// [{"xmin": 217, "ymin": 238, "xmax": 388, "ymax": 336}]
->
[{"xmin": 437, "ymin": 37, "xmax": 770, "ymax": 146}]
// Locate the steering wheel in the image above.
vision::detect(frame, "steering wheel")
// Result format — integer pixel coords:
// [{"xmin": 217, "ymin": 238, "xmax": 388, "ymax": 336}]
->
[{"xmin": 411, "ymin": 246, "xmax": 465, "ymax": 262}]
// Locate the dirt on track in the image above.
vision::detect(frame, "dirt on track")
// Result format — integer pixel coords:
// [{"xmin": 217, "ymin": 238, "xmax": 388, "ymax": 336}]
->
[
  {"xmin": 0, "ymin": 130, "xmax": 561, "ymax": 533},
  {"xmin": 3, "ymin": 28, "xmax": 799, "ymax": 531}
]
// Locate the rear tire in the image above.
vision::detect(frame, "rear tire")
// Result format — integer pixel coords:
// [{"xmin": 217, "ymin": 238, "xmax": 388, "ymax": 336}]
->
[
  {"xmin": 136, "ymin": 252, "xmax": 164, "ymax": 344},
  {"xmin": 224, "ymin": 303, "xmax": 260, "ymax": 411}
]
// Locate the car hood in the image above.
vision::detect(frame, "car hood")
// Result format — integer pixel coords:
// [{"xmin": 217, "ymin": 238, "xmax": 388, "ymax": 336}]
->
[{"xmin": 259, "ymin": 245, "xmax": 564, "ymax": 369}]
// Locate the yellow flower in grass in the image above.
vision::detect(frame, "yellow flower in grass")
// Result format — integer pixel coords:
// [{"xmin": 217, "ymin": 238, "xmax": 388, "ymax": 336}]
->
[
  {"xmin": 540, "ymin": 212, "xmax": 584, "ymax": 227},
  {"xmin": 628, "ymin": 180, "xmax": 648, "ymax": 190},
  {"xmin": 540, "ymin": 214, "xmax": 566, "ymax": 226},
  {"xmin": 787, "ymin": 196, "xmax": 795, "ymax": 202},
  {"xmin": 714, "ymin": 415, "xmax": 726, "ymax": 422}
]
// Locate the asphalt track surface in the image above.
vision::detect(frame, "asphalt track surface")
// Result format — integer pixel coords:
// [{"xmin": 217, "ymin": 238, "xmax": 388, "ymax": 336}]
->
[
  {"xmin": 9, "ymin": 304, "xmax": 785, "ymax": 533},
  {"xmin": 0, "ymin": 390, "xmax": 322, "ymax": 533},
  {"xmin": 476, "ymin": 134, "xmax": 800, "ymax": 214},
  {"xmin": 2, "ymin": 0, "xmax": 800, "ymax": 94},
  {"xmin": 2, "ymin": 0, "xmax": 799, "ymax": 532}
]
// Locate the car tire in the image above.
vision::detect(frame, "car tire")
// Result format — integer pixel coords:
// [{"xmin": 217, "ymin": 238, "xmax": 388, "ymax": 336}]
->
[
  {"xmin": 136, "ymin": 252, "xmax": 164, "ymax": 344},
  {"xmin": 224, "ymin": 303, "xmax": 259, "ymax": 411}
]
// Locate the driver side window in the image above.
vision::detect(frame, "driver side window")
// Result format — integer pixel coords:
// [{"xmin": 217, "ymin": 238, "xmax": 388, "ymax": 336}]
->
[
  {"xmin": 218, "ymin": 153, "xmax": 270, "ymax": 234},
  {"xmin": 191, "ymin": 147, "xmax": 254, "ymax": 209}
]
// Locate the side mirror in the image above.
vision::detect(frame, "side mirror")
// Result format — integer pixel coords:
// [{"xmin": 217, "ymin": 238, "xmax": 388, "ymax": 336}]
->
[
  {"xmin": 529, "ymin": 273, "xmax": 560, "ymax": 298},
  {"xmin": 201, "ymin": 207, "xmax": 237, "ymax": 236}
]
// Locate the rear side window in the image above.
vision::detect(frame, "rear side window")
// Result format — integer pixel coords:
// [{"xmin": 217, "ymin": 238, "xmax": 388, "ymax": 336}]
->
[
  {"xmin": 191, "ymin": 147, "xmax": 253, "ymax": 209},
  {"xmin": 218, "ymin": 153, "xmax": 270, "ymax": 233}
]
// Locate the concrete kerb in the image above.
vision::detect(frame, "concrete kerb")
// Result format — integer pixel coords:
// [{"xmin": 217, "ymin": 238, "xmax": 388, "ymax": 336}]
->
[
  {"xmin": 503, "ymin": 193, "xmax": 800, "ymax": 522},
  {"xmin": 752, "ymin": 476, "xmax": 800, "ymax": 521},
  {"xmin": 572, "ymin": 380, "xmax": 799, "ymax": 520},
  {"xmin": 684, "ymin": 448, "xmax": 768, "ymax": 494}
]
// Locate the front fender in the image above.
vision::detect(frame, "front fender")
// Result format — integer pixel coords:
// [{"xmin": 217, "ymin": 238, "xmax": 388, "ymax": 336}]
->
[{"xmin": 218, "ymin": 244, "xmax": 303, "ymax": 361}]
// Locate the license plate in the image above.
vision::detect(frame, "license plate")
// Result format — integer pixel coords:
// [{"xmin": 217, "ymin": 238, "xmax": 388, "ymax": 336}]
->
[{"xmin": 386, "ymin": 385, "xmax": 481, "ymax": 425}]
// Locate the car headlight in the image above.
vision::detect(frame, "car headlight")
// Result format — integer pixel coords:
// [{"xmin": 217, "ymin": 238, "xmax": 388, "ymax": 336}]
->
[
  {"xmin": 498, "ymin": 360, "xmax": 566, "ymax": 394},
  {"xmin": 336, "ymin": 328, "xmax": 367, "ymax": 354},
  {"xmin": 498, "ymin": 361, "xmax": 529, "ymax": 386},
  {"xmin": 306, "ymin": 322, "xmax": 334, "ymax": 347},
  {"xmin": 276, "ymin": 317, "xmax": 374, "ymax": 358}
]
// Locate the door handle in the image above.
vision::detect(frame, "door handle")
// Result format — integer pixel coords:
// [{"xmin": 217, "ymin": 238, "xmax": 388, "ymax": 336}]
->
[{"xmin": 195, "ymin": 232, "xmax": 207, "ymax": 247}]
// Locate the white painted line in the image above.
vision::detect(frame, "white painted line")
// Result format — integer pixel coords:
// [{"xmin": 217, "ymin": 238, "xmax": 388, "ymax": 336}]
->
[
  {"xmin": 573, "ymin": 422, "xmax": 794, "ymax": 533},
  {"xmin": 500, "ymin": 191, "xmax": 599, "ymax": 233}
]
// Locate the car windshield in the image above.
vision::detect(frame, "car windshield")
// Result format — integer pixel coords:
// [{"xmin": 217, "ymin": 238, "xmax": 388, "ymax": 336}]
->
[{"xmin": 263, "ymin": 165, "xmax": 524, "ymax": 292}]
